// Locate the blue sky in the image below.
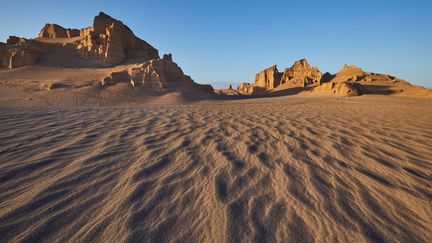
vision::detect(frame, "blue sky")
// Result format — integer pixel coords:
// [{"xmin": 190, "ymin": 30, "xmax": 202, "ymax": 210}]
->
[{"xmin": 1, "ymin": 0, "xmax": 431, "ymax": 88}]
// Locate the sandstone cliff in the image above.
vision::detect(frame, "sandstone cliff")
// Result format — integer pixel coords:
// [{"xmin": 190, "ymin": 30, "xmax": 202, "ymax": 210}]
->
[
  {"xmin": 74, "ymin": 12, "xmax": 159, "ymax": 65},
  {"xmin": 253, "ymin": 65, "xmax": 282, "ymax": 89},
  {"xmin": 1, "ymin": 12, "xmax": 161, "ymax": 68}
]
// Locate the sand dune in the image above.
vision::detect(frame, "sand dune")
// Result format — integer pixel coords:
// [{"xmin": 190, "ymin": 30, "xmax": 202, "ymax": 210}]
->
[{"xmin": 0, "ymin": 96, "xmax": 431, "ymax": 242}]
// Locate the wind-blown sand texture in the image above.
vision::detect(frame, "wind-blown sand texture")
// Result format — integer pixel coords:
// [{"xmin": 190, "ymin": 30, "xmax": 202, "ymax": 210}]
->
[{"xmin": 0, "ymin": 96, "xmax": 431, "ymax": 242}]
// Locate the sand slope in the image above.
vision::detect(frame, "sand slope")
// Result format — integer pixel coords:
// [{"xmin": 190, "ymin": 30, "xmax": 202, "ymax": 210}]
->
[{"xmin": 0, "ymin": 96, "xmax": 431, "ymax": 242}]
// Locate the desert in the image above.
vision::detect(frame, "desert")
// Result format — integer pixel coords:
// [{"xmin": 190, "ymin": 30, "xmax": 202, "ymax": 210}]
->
[{"xmin": 1, "ymin": 8, "xmax": 431, "ymax": 243}]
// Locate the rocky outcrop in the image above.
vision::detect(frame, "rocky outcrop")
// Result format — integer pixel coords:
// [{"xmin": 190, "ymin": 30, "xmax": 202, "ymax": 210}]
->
[
  {"xmin": 241, "ymin": 59, "xmax": 323, "ymax": 93},
  {"xmin": 215, "ymin": 84, "xmax": 239, "ymax": 95},
  {"xmin": 329, "ymin": 64, "xmax": 404, "ymax": 84},
  {"xmin": 75, "ymin": 12, "xmax": 159, "ymax": 65},
  {"xmin": 101, "ymin": 54, "xmax": 213, "ymax": 93},
  {"xmin": 39, "ymin": 24, "xmax": 80, "ymax": 38},
  {"xmin": 0, "ymin": 46, "xmax": 39, "ymax": 69},
  {"xmin": 237, "ymin": 82, "xmax": 254, "ymax": 95},
  {"xmin": 34, "ymin": 12, "xmax": 159, "ymax": 66},
  {"xmin": 280, "ymin": 59, "xmax": 322, "ymax": 87},
  {"xmin": 311, "ymin": 81, "xmax": 358, "ymax": 96},
  {"xmin": 253, "ymin": 65, "xmax": 282, "ymax": 89},
  {"xmin": 330, "ymin": 64, "xmax": 367, "ymax": 83},
  {"xmin": 6, "ymin": 36, "xmax": 28, "ymax": 45}
]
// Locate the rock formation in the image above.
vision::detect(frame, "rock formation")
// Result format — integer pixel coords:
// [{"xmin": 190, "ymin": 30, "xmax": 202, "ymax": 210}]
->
[
  {"xmin": 34, "ymin": 12, "xmax": 160, "ymax": 66},
  {"xmin": 237, "ymin": 82, "xmax": 254, "ymax": 95},
  {"xmin": 39, "ymin": 24, "xmax": 80, "ymax": 38},
  {"xmin": 328, "ymin": 64, "xmax": 408, "ymax": 85},
  {"xmin": 253, "ymin": 65, "xmax": 282, "ymax": 89},
  {"xmin": 0, "ymin": 12, "xmax": 214, "ymax": 96},
  {"xmin": 0, "ymin": 45, "xmax": 39, "ymax": 69},
  {"xmin": 280, "ymin": 59, "xmax": 322, "ymax": 87},
  {"xmin": 306, "ymin": 63, "xmax": 430, "ymax": 97},
  {"xmin": 234, "ymin": 59, "xmax": 430, "ymax": 97},
  {"xmin": 311, "ymin": 81, "xmax": 358, "ymax": 96},
  {"xmin": 238, "ymin": 58, "xmax": 323, "ymax": 93},
  {"xmin": 2, "ymin": 37, "xmax": 38, "ymax": 69},
  {"xmin": 101, "ymin": 54, "xmax": 214, "ymax": 93},
  {"xmin": 6, "ymin": 36, "xmax": 28, "ymax": 45},
  {"xmin": 330, "ymin": 64, "xmax": 368, "ymax": 83},
  {"xmin": 1, "ymin": 12, "xmax": 161, "ymax": 68},
  {"xmin": 215, "ymin": 84, "xmax": 239, "ymax": 95},
  {"xmin": 72, "ymin": 12, "xmax": 159, "ymax": 65}
]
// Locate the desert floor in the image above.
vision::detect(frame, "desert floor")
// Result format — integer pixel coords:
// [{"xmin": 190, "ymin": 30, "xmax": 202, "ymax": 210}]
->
[{"xmin": 0, "ymin": 96, "xmax": 431, "ymax": 242}]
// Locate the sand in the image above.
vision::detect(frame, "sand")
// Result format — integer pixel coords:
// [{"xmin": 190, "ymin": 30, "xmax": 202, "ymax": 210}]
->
[{"xmin": 0, "ymin": 96, "xmax": 431, "ymax": 242}]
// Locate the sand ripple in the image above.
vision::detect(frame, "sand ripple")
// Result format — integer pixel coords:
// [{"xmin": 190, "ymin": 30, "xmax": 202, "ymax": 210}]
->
[{"xmin": 0, "ymin": 97, "xmax": 431, "ymax": 242}]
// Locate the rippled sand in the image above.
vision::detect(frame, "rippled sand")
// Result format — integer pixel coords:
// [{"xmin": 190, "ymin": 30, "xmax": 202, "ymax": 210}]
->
[{"xmin": 0, "ymin": 96, "xmax": 431, "ymax": 242}]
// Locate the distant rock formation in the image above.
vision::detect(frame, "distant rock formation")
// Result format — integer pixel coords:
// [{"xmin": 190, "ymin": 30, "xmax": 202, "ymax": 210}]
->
[
  {"xmin": 238, "ymin": 58, "xmax": 323, "ymax": 93},
  {"xmin": 234, "ymin": 59, "xmax": 432, "ymax": 97},
  {"xmin": 307, "ymin": 63, "xmax": 432, "ymax": 97},
  {"xmin": 280, "ymin": 59, "xmax": 322, "ymax": 87},
  {"xmin": 214, "ymin": 84, "xmax": 239, "ymax": 96},
  {"xmin": 6, "ymin": 36, "xmax": 28, "ymax": 45},
  {"xmin": 237, "ymin": 82, "xmax": 254, "ymax": 95},
  {"xmin": 330, "ymin": 64, "xmax": 368, "ymax": 83},
  {"xmin": 253, "ymin": 65, "xmax": 282, "ymax": 89},
  {"xmin": 101, "ymin": 54, "xmax": 214, "ymax": 93},
  {"xmin": 39, "ymin": 24, "xmax": 80, "ymax": 38}
]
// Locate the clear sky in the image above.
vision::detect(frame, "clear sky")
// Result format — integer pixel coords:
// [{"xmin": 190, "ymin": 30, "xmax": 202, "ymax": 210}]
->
[{"xmin": 1, "ymin": 0, "xmax": 431, "ymax": 88}]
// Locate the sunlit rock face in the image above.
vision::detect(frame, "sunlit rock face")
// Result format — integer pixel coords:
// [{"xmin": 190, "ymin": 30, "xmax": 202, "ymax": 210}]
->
[{"xmin": 280, "ymin": 58, "xmax": 322, "ymax": 87}]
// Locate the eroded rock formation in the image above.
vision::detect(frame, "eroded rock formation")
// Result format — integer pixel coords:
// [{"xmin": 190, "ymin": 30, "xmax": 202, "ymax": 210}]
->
[
  {"xmin": 73, "ymin": 12, "xmax": 159, "ymax": 65},
  {"xmin": 6, "ymin": 36, "xmax": 28, "ymax": 45},
  {"xmin": 238, "ymin": 58, "xmax": 323, "ymax": 93},
  {"xmin": 280, "ymin": 59, "xmax": 322, "ymax": 87},
  {"xmin": 311, "ymin": 81, "xmax": 358, "ymax": 97},
  {"xmin": 39, "ymin": 24, "xmax": 80, "ymax": 38},
  {"xmin": 4, "ymin": 12, "xmax": 161, "ymax": 67},
  {"xmin": 0, "ymin": 46, "xmax": 39, "ymax": 69},
  {"xmin": 253, "ymin": 65, "xmax": 282, "ymax": 89},
  {"xmin": 234, "ymin": 59, "xmax": 425, "ymax": 97},
  {"xmin": 0, "ymin": 12, "xmax": 214, "ymax": 96},
  {"xmin": 237, "ymin": 82, "xmax": 254, "ymax": 95},
  {"xmin": 215, "ymin": 84, "xmax": 239, "ymax": 95},
  {"xmin": 102, "ymin": 54, "xmax": 213, "ymax": 93}
]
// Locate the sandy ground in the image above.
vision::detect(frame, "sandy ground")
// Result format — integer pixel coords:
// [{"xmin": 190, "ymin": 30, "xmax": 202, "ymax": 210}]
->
[{"xmin": 0, "ymin": 96, "xmax": 431, "ymax": 242}]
